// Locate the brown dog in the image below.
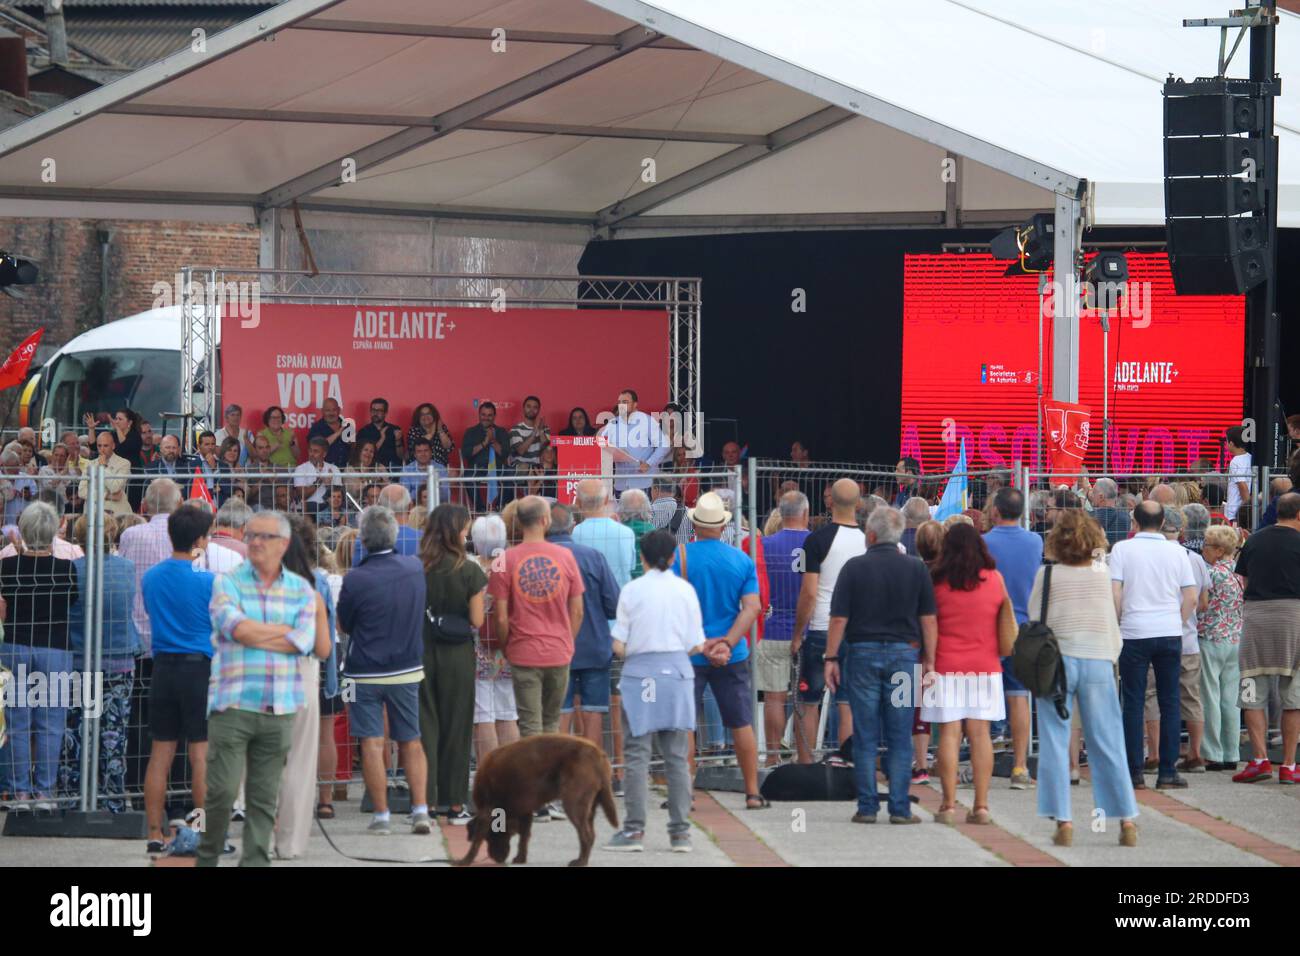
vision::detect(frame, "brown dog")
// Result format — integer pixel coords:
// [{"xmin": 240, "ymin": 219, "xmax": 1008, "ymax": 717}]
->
[{"xmin": 457, "ymin": 734, "xmax": 617, "ymax": 867}]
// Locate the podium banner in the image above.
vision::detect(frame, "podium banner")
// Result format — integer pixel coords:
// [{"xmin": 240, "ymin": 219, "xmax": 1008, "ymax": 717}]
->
[{"xmin": 551, "ymin": 435, "xmax": 610, "ymax": 505}]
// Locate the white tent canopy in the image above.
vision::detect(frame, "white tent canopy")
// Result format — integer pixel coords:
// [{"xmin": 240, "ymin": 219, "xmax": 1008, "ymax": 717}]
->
[{"xmin": 1, "ymin": 0, "xmax": 1294, "ymax": 234}]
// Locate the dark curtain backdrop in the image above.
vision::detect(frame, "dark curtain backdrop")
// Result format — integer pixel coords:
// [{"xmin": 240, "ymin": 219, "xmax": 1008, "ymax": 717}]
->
[{"xmin": 579, "ymin": 227, "xmax": 1298, "ymax": 465}]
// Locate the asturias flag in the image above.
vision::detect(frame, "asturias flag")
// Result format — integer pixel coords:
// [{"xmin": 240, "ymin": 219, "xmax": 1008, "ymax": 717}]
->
[
  {"xmin": 934, "ymin": 437, "xmax": 969, "ymax": 521},
  {"xmin": 0, "ymin": 328, "xmax": 43, "ymax": 391}
]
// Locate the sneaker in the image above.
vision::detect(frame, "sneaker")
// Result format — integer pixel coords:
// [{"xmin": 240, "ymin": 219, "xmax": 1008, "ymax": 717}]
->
[
  {"xmin": 611, "ymin": 776, "xmax": 624, "ymax": 797},
  {"xmin": 1232, "ymin": 759, "xmax": 1273, "ymax": 784},
  {"xmin": 889, "ymin": 814, "xmax": 922, "ymax": 825},
  {"xmin": 446, "ymin": 807, "xmax": 473, "ymax": 826},
  {"xmin": 145, "ymin": 838, "xmax": 166, "ymax": 855},
  {"xmin": 850, "ymin": 812, "xmax": 878, "ymax": 824},
  {"xmin": 1155, "ymin": 774, "xmax": 1189, "ymax": 789},
  {"xmin": 1009, "ymin": 768, "xmax": 1035, "ymax": 790},
  {"xmin": 231, "ymin": 807, "xmax": 246, "ymax": 823},
  {"xmin": 670, "ymin": 832, "xmax": 693, "ymax": 853},
  {"xmin": 1278, "ymin": 765, "xmax": 1299, "ymax": 785},
  {"xmin": 1070, "ymin": 769, "xmax": 1081, "ymax": 785},
  {"xmin": 546, "ymin": 802, "xmax": 566, "ymax": 821},
  {"xmin": 911, "ymin": 767, "xmax": 930, "ymax": 785},
  {"xmin": 603, "ymin": 829, "xmax": 644, "ymax": 852},
  {"xmin": 1176, "ymin": 757, "xmax": 1207, "ymax": 773},
  {"xmin": 32, "ymin": 799, "xmax": 59, "ymax": 813},
  {"xmin": 410, "ymin": 811, "xmax": 433, "ymax": 835},
  {"xmin": 534, "ymin": 806, "xmax": 551, "ymax": 822},
  {"xmin": 367, "ymin": 817, "xmax": 392, "ymax": 835}
]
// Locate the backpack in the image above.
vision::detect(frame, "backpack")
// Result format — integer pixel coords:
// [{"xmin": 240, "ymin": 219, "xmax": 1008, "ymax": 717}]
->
[{"xmin": 1011, "ymin": 565, "xmax": 1070, "ymax": 719}]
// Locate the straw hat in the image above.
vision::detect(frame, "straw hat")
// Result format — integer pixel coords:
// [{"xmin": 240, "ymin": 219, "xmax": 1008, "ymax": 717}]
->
[{"xmin": 687, "ymin": 491, "xmax": 731, "ymax": 528}]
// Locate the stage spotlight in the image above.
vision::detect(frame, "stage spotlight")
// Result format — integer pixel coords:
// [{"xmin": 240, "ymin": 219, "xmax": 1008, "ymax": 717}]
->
[
  {"xmin": 1085, "ymin": 251, "xmax": 1129, "ymax": 311},
  {"xmin": 0, "ymin": 252, "xmax": 39, "ymax": 295},
  {"xmin": 988, "ymin": 214, "xmax": 1054, "ymax": 275}
]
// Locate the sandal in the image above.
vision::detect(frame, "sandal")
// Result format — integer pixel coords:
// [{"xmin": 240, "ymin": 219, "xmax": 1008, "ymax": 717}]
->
[
  {"xmin": 965, "ymin": 806, "xmax": 993, "ymax": 825},
  {"xmin": 933, "ymin": 804, "xmax": 957, "ymax": 826},
  {"xmin": 745, "ymin": 794, "xmax": 770, "ymax": 810},
  {"xmin": 316, "ymin": 803, "xmax": 335, "ymax": 820}
]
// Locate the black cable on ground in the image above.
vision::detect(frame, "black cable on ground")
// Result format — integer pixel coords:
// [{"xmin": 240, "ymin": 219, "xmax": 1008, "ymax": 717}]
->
[{"xmin": 314, "ymin": 814, "xmax": 452, "ymax": 865}]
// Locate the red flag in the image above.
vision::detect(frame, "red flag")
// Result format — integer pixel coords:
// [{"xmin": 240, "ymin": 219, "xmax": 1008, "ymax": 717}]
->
[
  {"xmin": 1043, "ymin": 400, "xmax": 1092, "ymax": 485},
  {"xmin": 0, "ymin": 328, "xmax": 43, "ymax": 391},
  {"xmin": 191, "ymin": 468, "xmax": 214, "ymax": 507}
]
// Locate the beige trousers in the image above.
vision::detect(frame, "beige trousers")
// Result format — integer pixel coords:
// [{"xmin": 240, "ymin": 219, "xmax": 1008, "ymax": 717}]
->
[{"xmin": 274, "ymin": 656, "xmax": 321, "ymax": 860}]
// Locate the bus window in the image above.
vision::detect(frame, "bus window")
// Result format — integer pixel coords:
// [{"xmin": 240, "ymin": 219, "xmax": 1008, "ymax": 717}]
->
[{"xmin": 42, "ymin": 349, "xmax": 180, "ymax": 434}]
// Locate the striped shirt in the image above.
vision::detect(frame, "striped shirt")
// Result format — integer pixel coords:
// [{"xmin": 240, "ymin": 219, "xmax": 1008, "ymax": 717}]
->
[
  {"xmin": 118, "ymin": 514, "xmax": 173, "ymax": 654},
  {"xmin": 208, "ymin": 561, "xmax": 317, "ymax": 715}
]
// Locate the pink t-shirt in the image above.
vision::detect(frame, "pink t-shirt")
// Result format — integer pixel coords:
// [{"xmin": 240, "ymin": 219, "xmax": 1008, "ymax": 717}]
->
[
  {"xmin": 488, "ymin": 540, "xmax": 585, "ymax": 668},
  {"xmin": 933, "ymin": 571, "xmax": 1006, "ymax": 675}
]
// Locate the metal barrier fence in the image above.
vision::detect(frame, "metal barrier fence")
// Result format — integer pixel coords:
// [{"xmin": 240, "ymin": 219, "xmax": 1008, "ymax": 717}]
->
[{"xmin": 1017, "ymin": 468, "xmax": 1266, "ymax": 541}]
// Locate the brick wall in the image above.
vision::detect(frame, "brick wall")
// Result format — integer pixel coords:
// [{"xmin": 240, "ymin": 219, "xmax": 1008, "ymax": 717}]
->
[{"xmin": 0, "ymin": 217, "xmax": 259, "ymax": 424}]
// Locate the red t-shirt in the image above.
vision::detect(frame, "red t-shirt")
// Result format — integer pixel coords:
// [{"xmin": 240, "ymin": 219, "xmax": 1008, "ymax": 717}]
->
[
  {"xmin": 932, "ymin": 571, "xmax": 1005, "ymax": 675},
  {"xmin": 488, "ymin": 540, "xmax": 585, "ymax": 668}
]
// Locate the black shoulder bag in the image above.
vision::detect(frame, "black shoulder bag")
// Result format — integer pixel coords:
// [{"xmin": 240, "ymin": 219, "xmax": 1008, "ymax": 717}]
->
[{"xmin": 1011, "ymin": 565, "xmax": 1070, "ymax": 720}]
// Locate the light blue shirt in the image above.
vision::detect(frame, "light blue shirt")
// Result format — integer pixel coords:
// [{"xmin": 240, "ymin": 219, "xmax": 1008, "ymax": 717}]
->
[
  {"xmin": 572, "ymin": 516, "xmax": 636, "ymax": 591},
  {"xmin": 598, "ymin": 411, "xmax": 669, "ymax": 491},
  {"xmin": 400, "ymin": 461, "xmax": 428, "ymax": 501}
]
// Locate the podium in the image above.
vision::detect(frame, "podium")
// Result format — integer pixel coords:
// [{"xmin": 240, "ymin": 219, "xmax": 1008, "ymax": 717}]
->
[{"xmin": 550, "ymin": 435, "xmax": 612, "ymax": 504}]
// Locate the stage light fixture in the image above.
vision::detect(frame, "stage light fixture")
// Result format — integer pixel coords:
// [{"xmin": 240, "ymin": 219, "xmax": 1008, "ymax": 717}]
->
[
  {"xmin": 1084, "ymin": 251, "xmax": 1129, "ymax": 311},
  {"xmin": 988, "ymin": 214, "xmax": 1054, "ymax": 275},
  {"xmin": 0, "ymin": 251, "xmax": 39, "ymax": 296}
]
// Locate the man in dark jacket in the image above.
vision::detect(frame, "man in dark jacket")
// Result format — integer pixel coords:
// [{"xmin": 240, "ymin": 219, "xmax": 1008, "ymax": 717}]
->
[
  {"xmin": 548, "ymin": 503, "xmax": 620, "ymax": 749},
  {"xmin": 337, "ymin": 505, "xmax": 430, "ymax": 835}
]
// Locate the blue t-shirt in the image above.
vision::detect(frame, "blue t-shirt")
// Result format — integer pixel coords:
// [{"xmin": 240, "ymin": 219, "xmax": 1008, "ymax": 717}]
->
[
  {"xmin": 762, "ymin": 528, "xmax": 810, "ymax": 641},
  {"xmin": 142, "ymin": 558, "xmax": 217, "ymax": 657},
  {"xmin": 671, "ymin": 539, "xmax": 759, "ymax": 665},
  {"xmin": 982, "ymin": 525, "xmax": 1044, "ymax": 625}
]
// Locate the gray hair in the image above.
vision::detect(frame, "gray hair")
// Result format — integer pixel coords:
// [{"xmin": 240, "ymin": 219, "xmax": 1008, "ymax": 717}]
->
[
  {"xmin": 1094, "ymin": 477, "xmax": 1118, "ymax": 502},
  {"xmin": 1161, "ymin": 505, "xmax": 1186, "ymax": 536},
  {"xmin": 471, "ymin": 514, "xmax": 507, "ymax": 560},
  {"xmin": 0, "ymin": 450, "xmax": 18, "ymax": 467},
  {"xmin": 576, "ymin": 481, "xmax": 608, "ymax": 513},
  {"xmin": 549, "ymin": 503, "xmax": 576, "ymax": 534},
  {"xmin": 359, "ymin": 505, "xmax": 399, "ymax": 553},
  {"xmin": 1183, "ymin": 502, "xmax": 1210, "ymax": 536},
  {"xmin": 377, "ymin": 484, "xmax": 411, "ymax": 515},
  {"xmin": 866, "ymin": 505, "xmax": 904, "ymax": 545},
  {"xmin": 902, "ymin": 496, "xmax": 931, "ymax": 527},
  {"xmin": 144, "ymin": 477, "xmax": 183, "ymax": 516},
  {"xmin": 18, "ymin": 500, "xmax": 59, "ymax": 551},
  {"xmin": 617, "ymin": 489, "xmax": 651, "ymax": 523},
  {"xmin": 247, "ymin": 509, "xmax": 291, "ymax": 539},
  {"xmin": 778, "ymin": 491, "xmax": 810, "ymax": 520},
  {"xmin": 215, "ymin": 497, "xmax": 251, "ymax": 530}
]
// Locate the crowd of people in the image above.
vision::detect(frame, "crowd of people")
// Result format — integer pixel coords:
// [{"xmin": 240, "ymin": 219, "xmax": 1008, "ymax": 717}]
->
[{"xmin": 2, "ymin": 408, "xmax": 1298, "ymax": 862}]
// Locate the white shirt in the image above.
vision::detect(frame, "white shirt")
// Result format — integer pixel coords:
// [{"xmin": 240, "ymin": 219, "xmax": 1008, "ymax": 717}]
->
[
  {"xmin": 1109, "ymin": 532, "xmax": 1197, "ymax": 640},
  {"xmin": 293, "ymin": 460, "xmax": 341, "ymax": 504},
  {"xmin": 1225, "ymin": 452, "xmax": 1251, "ymax": 521},
  {"xmin": 599, "ymin": 411, "xmax": 670, "ymax": 492},
  {"xmin": 612, "ymin": 568, "xmax": 705, "ymax": 656},
  {"xmin": 1180, "ymin": 549, "xmax": 1209, "ymax": 655},
  {"xmin": 194, "ymin": 542, "xmax": 244, "ymax": 575}
]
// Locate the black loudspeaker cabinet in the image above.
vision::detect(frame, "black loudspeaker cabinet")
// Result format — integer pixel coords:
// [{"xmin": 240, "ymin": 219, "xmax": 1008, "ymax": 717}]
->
[{"xmin": 1167, "ymin": 248, "xmax": 1269, "ymax": 295}]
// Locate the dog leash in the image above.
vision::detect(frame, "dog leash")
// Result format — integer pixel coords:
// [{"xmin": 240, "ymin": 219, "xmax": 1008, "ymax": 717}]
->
[{"xmin": 314, "ymin": 815, "xmax": 452, "ymax": 865}]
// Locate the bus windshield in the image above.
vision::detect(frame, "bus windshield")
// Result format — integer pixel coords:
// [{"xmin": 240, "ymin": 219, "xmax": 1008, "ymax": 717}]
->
[{"xmin": 42, "ymin": 349, "xmax": 180, "ymax": 435}]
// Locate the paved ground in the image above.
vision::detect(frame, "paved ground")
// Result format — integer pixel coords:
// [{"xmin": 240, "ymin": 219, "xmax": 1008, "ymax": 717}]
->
[{"xmin": 2, "ymin": 766, "xmax": 1296, "ymax": 866}]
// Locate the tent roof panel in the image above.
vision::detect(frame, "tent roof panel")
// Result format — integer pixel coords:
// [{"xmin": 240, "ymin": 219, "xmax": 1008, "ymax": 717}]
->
[{"xmin": 312, "ymin": 0, "xmax": 634, "ymax": 32}]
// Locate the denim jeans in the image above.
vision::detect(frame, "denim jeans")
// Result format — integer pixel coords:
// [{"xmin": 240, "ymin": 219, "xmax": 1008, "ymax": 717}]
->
[
  {"xmin": 0, "ymin": 644, "xmax": 75, "ymax": 797},
  {"xmin": 1037, "ymin": 655, "xmax": 1138, "ymax": 823},
  {"xmin": 1118, "ymin": 636, "xmax": 1182, "ymax": 778},
  {"xmin": 843, "ymin": 641, "xmax": 917, "ymax": 818}
]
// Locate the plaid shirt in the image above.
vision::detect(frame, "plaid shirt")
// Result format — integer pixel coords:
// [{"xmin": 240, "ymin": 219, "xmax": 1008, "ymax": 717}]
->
[
  {"xmin": 208, "ymin": 561, "xmax": 317, "ymax": 715},
  {"xmin": 117, "ymin": 514, "xmax": 172, "ymax": 654}
]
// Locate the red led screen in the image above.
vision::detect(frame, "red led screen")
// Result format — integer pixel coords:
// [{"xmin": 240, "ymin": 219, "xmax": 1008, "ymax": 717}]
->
[{"xmin": 900, "ymin": 253, "xmax": 1244, "ymax": 476}]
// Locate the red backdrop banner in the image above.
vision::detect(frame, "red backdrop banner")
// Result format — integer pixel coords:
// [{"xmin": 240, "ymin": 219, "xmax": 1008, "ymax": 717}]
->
[
  {"xmin": 221, "ymin": 305, "xmax": 670, "ymax": 456},
  {"xmin": 900, "ymin": 253, "xmax": 1244, "ymax": 476}
]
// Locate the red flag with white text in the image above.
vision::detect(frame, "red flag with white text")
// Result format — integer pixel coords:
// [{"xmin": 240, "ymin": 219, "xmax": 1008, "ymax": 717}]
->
[{"xmin": 0, "ymin": 328, "xmax": 43, "ymax": 391}]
